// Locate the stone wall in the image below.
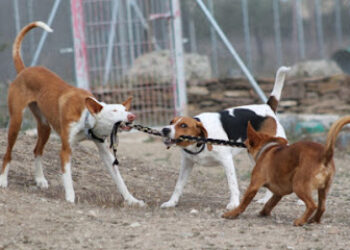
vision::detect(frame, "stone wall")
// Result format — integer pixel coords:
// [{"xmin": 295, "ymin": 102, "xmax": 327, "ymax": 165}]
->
[{"xmin": 187, "ymin": 74, "xmax": 350, "ymax": 116}]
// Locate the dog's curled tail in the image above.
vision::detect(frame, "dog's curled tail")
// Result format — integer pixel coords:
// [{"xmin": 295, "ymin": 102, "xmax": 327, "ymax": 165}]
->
[
  {"xmin": 266, "ymin": 66, "xmax": 291, "ymax": 113},
  {"xmin": 13, "ymin": 21, "xmax": 53, "ymax": 73},
  {"xmin": 323, "ymin": 116, "xmax": 350, "ymax": 165}
]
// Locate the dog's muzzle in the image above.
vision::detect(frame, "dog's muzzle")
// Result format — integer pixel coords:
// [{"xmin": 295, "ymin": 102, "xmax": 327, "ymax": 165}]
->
[
  {"xmin": 161, "ymin": 127, "xmax": 175, "ymax": 147},
  {"xmin": 119, "ymin": 113, "xmax": 136, "ymax": 131},
  {"xmin": 161, "ymin": 127, "xmax": 171, "ymax": 136},
  {"xmin": 119, "ymin": 122, "xmax": 133, "ymax": 131}
]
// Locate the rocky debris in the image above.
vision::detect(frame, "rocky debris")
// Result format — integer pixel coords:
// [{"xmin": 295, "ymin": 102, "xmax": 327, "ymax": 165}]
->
[
  {"xmin": 187, "ymin": 74, "xmax": 350, "ymax": 116},
  {"xmin": 130, "ymin": 222, "xmax": 141, "ymax": 228},
  {"xmin": 126, "ymin": 50, "xmax": 212, "ymax": 84},
  {"xmin": 288, "ymin": 60, "xmax": 343, "ymax": 79},
  {"xmin": 190, "ymin": 209, "xmax": 199, "ymax": 215}
]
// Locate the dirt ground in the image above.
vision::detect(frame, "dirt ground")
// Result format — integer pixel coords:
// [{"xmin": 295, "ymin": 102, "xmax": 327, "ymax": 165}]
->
[{"xmin": 1, "ymin": 129, "xmax": 350, "ymax": 250}]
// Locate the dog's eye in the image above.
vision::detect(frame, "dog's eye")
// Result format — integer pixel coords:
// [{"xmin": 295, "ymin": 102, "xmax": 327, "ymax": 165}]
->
[
  {"xmin": 170, "ymin": 120, "xmax": 174, "ymax": 125},
  {"xmin": 180, "ymin": 123, "xmax": 187, "ymax": 128}
]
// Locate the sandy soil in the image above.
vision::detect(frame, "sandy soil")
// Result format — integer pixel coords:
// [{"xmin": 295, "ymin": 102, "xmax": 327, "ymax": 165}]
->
[{"xmin": 1, "ymin": 129, "xmax": 350, "ymax": 250}]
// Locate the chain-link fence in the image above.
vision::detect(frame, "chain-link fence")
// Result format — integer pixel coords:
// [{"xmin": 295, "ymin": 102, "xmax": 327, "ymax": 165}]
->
[
  {"xmin": 80, "ymin": 0, "xmax": 180, "ymax": 126},
  {"xmin": 182, "ymin": 0, "xmax": 350, "ymax": 78},
  {"xmin": 0, "ymin": 0, "xmax": 183, "ymax": 127},
  {"xmin": 1, "ymin": 0, "xmax": 350, "ymax": 128}
]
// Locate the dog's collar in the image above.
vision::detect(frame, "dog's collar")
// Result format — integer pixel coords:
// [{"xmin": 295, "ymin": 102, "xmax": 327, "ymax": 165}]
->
[
  {"xmin": 84, "ymin": 112, "xmax": 105, "ymax": 143},
  {"xmin": 255, "ymin": 141, "xmax": 279, "ymax": 162},
  {"xmin": 183, "ymin": 143, "xmax": 205, "ymax": 155}
]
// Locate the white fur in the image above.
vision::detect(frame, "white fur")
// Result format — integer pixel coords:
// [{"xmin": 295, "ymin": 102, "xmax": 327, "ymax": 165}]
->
[
  {"xmin": 35, "ymin": 21, "xmax": 53, "ymax": 33},
  {"xmin": 161, "ymin": 66, "xmax": 290, "ymax": 209},
  {"xmin": 270, "ymin": 66, "xmax": 291, "ymax": 101},
  {"xmin": 58, "ymin": 100, "xmax": 143, "ymax": 205},
  {"xmin": 0, "ymin": 163, "xmax": 10, "ymax": 187},
  {"xmin": 94, "ymin": 142, "xmax": 145, "ymax": 207},
  {"xmin": 62, "ymin": 161, "xmax": 75, "ymax": 203},
  {"xmin": 34, "ymin": 156, "xmax": 49, "ymax": 188}
]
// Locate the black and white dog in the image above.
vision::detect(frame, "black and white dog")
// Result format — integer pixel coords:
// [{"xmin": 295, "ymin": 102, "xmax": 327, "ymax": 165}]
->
[{"xmin": 160, "ymin": 67, "xmax": 290, "ymax": 209}]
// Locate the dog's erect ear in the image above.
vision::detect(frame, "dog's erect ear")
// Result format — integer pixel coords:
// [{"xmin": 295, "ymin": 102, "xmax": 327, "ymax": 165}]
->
[
  {"xmin": 272, "ymin": 137, "xmax": 288, "ymax": 145},
  {"xmin": 122, "ymin": 96, "xmax": 133, "ymax": 111},
  {"xmin": 246, "ymin": 121, "xmax": 259, "ymax": 147},
  {"xmin": 85, "ymin": 97, "xmax": 103, "ymax": 115},
  {"xmin": 196, "ymin": 121, "xmax": 213, "ymax": 151}
]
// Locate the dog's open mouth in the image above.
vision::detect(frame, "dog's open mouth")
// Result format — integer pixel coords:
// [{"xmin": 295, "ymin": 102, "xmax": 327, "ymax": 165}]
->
[
  {"xmin": 162, "ymin": 137, "xmax": 176, "ymax": 147},
  {"xmin": 119, "ymin": 122, "xmax": 133, "ymax": 131}
]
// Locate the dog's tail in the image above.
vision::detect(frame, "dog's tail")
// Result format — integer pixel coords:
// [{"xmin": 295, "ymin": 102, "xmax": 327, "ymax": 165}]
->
[
  {"xmin": 323, "ymin": 116, "xmax": 350, "ymax": 165},
  {"xmin": 266, "ymin": 66, "xmax": 291, "ymax": 113},
  {"xmin": 13, "ymin": 21, "xmax": 53, "ymax": 73}
]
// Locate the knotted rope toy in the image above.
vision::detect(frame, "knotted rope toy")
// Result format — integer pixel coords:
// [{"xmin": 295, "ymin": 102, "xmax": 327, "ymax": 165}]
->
[
  {"xmin": 130, "ymin": 124, "xmax": 246, "ymax": 148},
  {"xmin": 110, "ymin": 122, "xmax": 121, "ymax": 166}
]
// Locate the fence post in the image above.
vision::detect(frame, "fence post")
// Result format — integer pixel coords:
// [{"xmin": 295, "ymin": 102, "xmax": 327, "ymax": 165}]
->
[
  {"xmin": 71, "ymin": 0, "xmax": 90, "ymax": 89},
  {"xmin": 295, "ymin": 0, "xmax": 305, "ymax": 60},
  {"xmin": 208, "ymin": 0, "xmax": 218, "ymax": 77},
  {"xmin": 126, "ymin": 1, "xmax": 135, "ymax": 64},
  {"xmin": 171, "ymin": 0, "xmax": 187, "ymax": 115},
  {"xmin": 27, "ymin": 0, "xmax": 35, "ymax": 57},
  {"xmin": 241, "ymin": 0, "xmax": 252, "ymax": 70},
  {"xmin": 130, "ymin": 0, "xmax": 160, "ymax": 50},
  {"xmin": 335, "ymin": 0, "xmax": 343, "ymax": 47},
  {"xmin": 103, "ymin": 0, "xmax": 119, "ymax": 86},
  {"xmin": 31, "ymin": 0, "xmax": 61, "ymax": 66},
  {"xmin": 196, "ymin": 0, "xmax": 267, "ymax": 103},
  {"xmin": 118, "ymin": 1, "xmax": 128, "ymax": 74},
  {"xmin": 314, "ymin": 0, "xmax": 325, "ymax": 58},
  {"xmin": 13, "ymin": 0, "xmax": 20, "ymax": 34},
  {"xmin": 273, "ymin": 0, "xmax": 283, "ymax": 66}
]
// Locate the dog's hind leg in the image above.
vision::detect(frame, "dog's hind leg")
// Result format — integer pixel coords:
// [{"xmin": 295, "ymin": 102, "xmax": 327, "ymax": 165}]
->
[
  {"xmin": 29, "ymin": 103, "xmax": 51, "ymax": 188},
  {"xmin": 308, "ymin": 177, "xmax": 333, "ymax": 224},
  {"xmin": 161, "ymin": 154, "xmax": 194, "ymax": 208},
  {"xmin": 293, "ymin": 186, "xmax": 317, "ymax": 226},
  {"xmin": 1, "ymin": 90, "xmax": 28, "ymax": 187},
  {"xmin": 259, "ymin": 194, "xmax": 282, "ymax": 216}
]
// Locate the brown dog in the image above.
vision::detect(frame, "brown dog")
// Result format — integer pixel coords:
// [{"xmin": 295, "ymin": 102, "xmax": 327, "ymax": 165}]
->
[
  {"xmin": 222, "ymin": 116, "xmax": 350, "ymax": 226},
  {"xmin": 0, "ymin": 21, "xmax": 145, "ymax": 206}
]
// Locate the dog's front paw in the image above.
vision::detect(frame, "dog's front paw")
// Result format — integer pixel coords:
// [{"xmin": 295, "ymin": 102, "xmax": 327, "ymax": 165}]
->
[
  {"xmin": 65, "ymin": 192, "xmax": 75, "ymax": 203},
  {"xmin": 259, "ymin": 209, "xmax": 270, "ymax": 217},
  {"xmin": 160, "ymin": 200, "xmax": 177, "ymax": 208},
  {"xmin": 35, "ymin": 177, "xmax": 49, "ymax": 189},
  {"xmin": 0, "ymin": 175, "xmax": 8, "ymax": 188},
  {"xmin": 293, "ymin": 218, "xmax": 306, "ymax": 226},
  {"xmin": 126, "ymin": 199, "xmax": 146, "ymax": 207},
  {"xmin": 307, "ymin": 216, "xmax": 321, "ymax": 224},
  {"xmin": 222, "ymin": 210, "xmax": 240, "ymax": 219}
]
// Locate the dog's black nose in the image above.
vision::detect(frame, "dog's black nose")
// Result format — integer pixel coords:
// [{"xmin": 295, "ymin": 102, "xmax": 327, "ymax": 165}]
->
[{"xmin": 162, "ymin": 127, "xmax": 171, "ymax": 136}]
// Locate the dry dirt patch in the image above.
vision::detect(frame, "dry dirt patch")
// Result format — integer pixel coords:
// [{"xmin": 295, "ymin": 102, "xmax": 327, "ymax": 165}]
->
[{"xmin": 0, "ymin": 129, "xmax": 350, "ymax": 249}]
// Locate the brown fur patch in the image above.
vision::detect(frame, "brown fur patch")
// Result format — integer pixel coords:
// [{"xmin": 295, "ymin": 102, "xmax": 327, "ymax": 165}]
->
[
  {"xmin": 171, "ymin": 116, "xmax": 212, "ymax": 151},
  {"xmin": 266, "ymin": 96, "xmax": 278, "ymax": 113},
  {"xmin": 257, "ymin": 116, "xmax": 277, "ymax": 136}
]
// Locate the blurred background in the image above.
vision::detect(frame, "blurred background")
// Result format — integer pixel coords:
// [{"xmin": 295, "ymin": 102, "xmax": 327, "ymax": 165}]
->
[{"xmin": 0, "ymin": 0, "xmax": 350, "ymax": 128}]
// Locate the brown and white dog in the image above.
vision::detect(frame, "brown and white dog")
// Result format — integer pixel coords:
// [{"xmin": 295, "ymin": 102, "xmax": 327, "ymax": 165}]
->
[
  {"xmin": 0, "ymin": 22, "xmax": 144, "ymax": 206},
  {"xmin": 222, "ymin": 117, "xmax": 350, "ymax": 226},
  {"xmin": 160, "ymin": 66, "xmax": 290, "ymax": 209}
]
